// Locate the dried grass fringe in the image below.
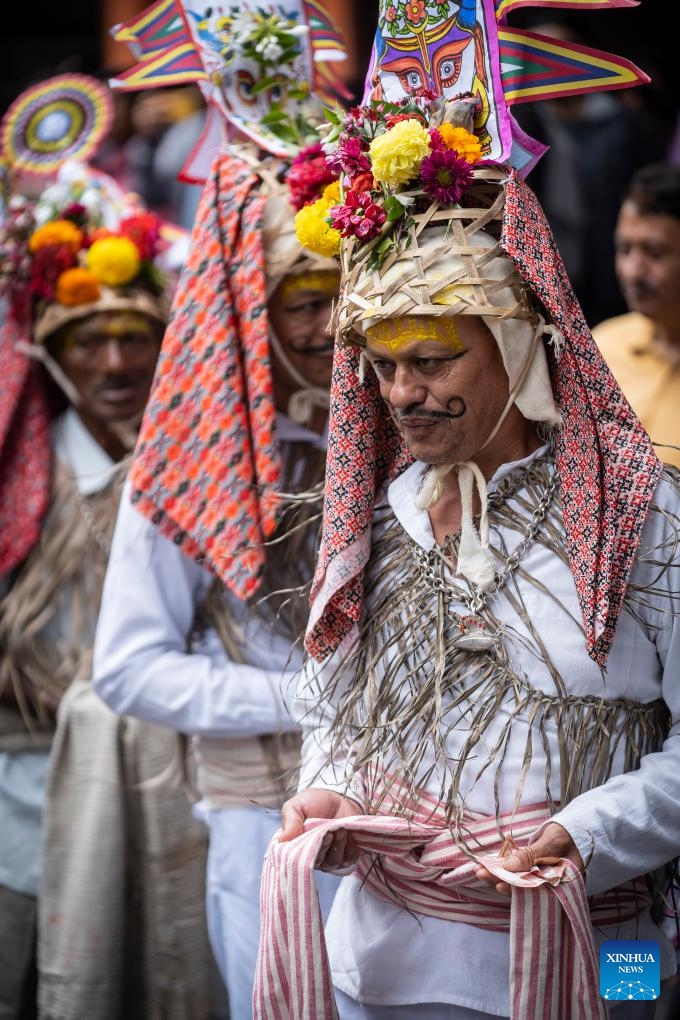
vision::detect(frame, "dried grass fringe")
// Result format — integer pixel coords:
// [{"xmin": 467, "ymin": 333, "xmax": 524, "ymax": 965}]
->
[
  {"xmin": 0, "ymin": 457, "xmax": 126, "ymax": 733},
  {"xmin": 304, "ymin": 457, "xmax": 680, "ymax": 919}
]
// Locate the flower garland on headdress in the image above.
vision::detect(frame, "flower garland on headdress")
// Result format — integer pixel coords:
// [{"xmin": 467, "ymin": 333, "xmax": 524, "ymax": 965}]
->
[
  {"xmin": 0, "ymin": 162, "xmax": 171, "ymax": 346},
  {"xmin": 293, "ymin": 92, "xmax": 483, "ymax": 268}
]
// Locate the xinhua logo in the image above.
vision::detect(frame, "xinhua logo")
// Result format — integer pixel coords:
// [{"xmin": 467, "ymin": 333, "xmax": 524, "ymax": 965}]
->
[{"xmin": 599, "ymin": 940, "xmax": 660, "ymax": 1001}]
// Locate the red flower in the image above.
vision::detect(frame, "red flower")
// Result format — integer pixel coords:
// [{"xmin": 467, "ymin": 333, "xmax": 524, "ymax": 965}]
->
[
  {"xmin": 119, "ymin": 213, "xmax": 161, "ymax": 260},
  {"xmin": 287, "ymin": 150, "xmax": 337, "ymax": 211},
  {"xmin": 29, "ymin": 244, "xmax": 77, "ymax": 301},
  {"xmin": 385, "ymin": 111, "xmax": 426, "ymax": 129},
  {"xmin": 291, "ymin": 142, "xmax": 324, "ymax": 165},
  {"xmin": 420, "ymin": 149, "xmax": 474, "ymax": 206},
  {"xmin": 330, "ymin": 190, "xmax": 386, "ymax": 240},
  {"xmin": 351, "ymin": 171, "xmax": 375, "ymax": 194},
  {"xmin": 61, "ymin": 202, "xmax": 88, "ymax": 226}
]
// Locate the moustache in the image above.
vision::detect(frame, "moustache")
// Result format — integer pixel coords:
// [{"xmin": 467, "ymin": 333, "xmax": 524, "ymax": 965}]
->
[
  {"xmin": 393, "ymin": 406, "xmax": 460, "ymax": 423},
  {"xmin": 94, "ymin": 375, "xmax": 140, "ymax": 393}
]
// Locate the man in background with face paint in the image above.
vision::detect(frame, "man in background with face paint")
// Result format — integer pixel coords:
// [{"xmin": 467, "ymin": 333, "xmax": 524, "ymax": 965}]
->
[
  {"xmin": 0, "ymin": 80, "xmax": 216, "ymax": 1018},
  {"xmin": 254, "ymin": 89, "xmax": 680, "ymax": 1019},
  {"xmin": 91, "ymin": 3, "xmax": 348, "ymax": 1015},
  {"xmin": 93, "ymin": 149, "xmax": 342, "ymax": 1020}
]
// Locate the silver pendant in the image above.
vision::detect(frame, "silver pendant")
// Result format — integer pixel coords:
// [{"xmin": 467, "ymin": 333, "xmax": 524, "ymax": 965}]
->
[{"xmin": 449, "ymin": 613, "xmax": 498, "ymax": 651}]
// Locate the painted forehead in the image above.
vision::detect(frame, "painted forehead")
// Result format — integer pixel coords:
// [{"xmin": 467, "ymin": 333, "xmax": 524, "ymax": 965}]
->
[
  {"xmin": 277, "ymin": 270, "xmax": 340, "ymax": 300},
  {"xmin": 66, "ymin": 311, "xmax": 157, "ymax": 341},
  {"xmin": 365, "ymin": 316, "xmax": 466, "ymax": 352}
]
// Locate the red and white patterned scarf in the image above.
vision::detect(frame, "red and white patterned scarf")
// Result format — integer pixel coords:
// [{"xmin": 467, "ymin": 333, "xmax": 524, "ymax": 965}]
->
[
  {"xmin": 305, "ymin": 168, "xmax": 661, "ymax": 668},
  {"xmin": 128, "ymin": 153, "xmax": 284, "ymax": 600},
  {"xmin": 255, "ymin": 789, "xmax": 645, "ymax": 1019},
  {"xmin": 0, "ymin": 318, "xmax": 52, "ymax": 576}
]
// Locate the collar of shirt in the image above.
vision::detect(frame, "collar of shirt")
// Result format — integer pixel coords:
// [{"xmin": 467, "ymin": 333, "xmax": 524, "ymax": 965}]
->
[
  {"xmin": 387, "ymin": 443, "xmax": 551, "ymax": 549},
  {"xmin": 52, "ymin": 407, "xmax": 117, "ymax": 496}
]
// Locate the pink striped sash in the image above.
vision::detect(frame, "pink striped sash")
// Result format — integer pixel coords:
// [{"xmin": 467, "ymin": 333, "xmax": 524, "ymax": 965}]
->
[{"xmin": 254, "ymin": 796, "xmax": 647, "ymax": 1019}]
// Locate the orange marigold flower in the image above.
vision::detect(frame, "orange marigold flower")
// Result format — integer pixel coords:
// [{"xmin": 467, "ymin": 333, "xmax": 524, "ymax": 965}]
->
[
  {"xmin": 87, "ymin": 226, "xmax": 115, "ymax": 245},
  {"xmin": 55, "ymin": 267, "xmax": 101, "ymax": 307},
  {"xmin": 29, "ymin": 219, "xmax": 84, "ymax": 254},
  {"xmin": 437, "ymin": 124, "xmax": 483, "ymax": 164}
]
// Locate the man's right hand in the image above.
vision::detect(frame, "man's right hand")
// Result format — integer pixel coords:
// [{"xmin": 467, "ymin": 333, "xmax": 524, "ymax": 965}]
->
[{"xmin": 279, "ymin": 788, "xmax": 363, "ymax": 872}]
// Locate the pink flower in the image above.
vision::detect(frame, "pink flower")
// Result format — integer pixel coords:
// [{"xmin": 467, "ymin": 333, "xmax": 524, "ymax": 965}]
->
[
  {"xmin": 330, "ymin": 190, "xmax": 386, "ymax": 240},
  {"xmin": 420, "ymin": 148, "xmax": 474, "ymax": 205},
  {"xmin": 327, "ymin": 137, "xmax": 371, "ymax": 177},
  {"xmin": 428, "ymin": 128, "xmax": 446, "ymax": 151},
  {"xmin": 385, "ymin": 5, "xmax": 397, "ymax": 21}
]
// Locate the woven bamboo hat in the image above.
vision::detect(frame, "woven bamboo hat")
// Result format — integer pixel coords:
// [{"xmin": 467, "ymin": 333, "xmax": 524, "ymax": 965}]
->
[{"xmin": 334, "ymin": 164, "xmax": 536, "ymax": 345}]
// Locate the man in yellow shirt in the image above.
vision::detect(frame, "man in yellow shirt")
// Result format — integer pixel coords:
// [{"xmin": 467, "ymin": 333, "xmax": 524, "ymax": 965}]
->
[{"xmin": 593, "ymin": 163, "xmax": 680, "ymax": 468}]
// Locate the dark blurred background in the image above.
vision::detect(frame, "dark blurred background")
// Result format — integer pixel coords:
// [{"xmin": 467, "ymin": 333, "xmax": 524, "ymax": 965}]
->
[{"xmin": 3, "ymin": 1, "xmax": 674, "ymax": 114}]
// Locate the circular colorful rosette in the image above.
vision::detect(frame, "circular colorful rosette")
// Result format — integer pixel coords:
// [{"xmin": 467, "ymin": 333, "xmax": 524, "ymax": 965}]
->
[{"xmin": 1, "ymin": 73, "xmax": 113, "ymax": 176}]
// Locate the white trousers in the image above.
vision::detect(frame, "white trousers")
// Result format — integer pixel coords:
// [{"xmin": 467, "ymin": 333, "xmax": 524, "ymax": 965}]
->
[{"xmin": 203, "ymin": 804, "xmax": 339, "ymax": 1020}]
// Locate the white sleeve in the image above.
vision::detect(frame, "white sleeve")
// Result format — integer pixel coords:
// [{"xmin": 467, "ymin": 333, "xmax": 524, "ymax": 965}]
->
[
  {"xmin": 93, "ymin": 482, "xmax": 300, "ymax": 738},
  {"xmin": 294, "ymin": 629, "xmax": 365, "ymax": 806},
  {"xmin": 549, "ymin": 508, "xmax": 680, "ymax": 897}
]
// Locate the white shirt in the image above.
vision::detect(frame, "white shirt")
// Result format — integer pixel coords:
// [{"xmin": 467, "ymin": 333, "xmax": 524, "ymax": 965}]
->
[
  {"xmin": 93, "ymin": 414, "xmax": 326, "ymax": 739},
  {"xmin": 296, "ymin": 448, "xmax": 680, "ymax": 1013}
]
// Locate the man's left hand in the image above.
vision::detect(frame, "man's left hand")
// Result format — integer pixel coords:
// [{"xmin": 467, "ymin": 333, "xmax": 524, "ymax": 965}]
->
[{"xmin": 474, "ymin": 821, "xmax": 584, "ymax": 895}]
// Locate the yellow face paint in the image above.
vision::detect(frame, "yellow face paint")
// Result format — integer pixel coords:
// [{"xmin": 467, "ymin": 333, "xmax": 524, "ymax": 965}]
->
[
  {"xmin": 365, "ymin": 316, "xmax": 466, "ymax": 353},
  {"xmin": 62, "ymin": 311, "xmax": 157, "ymax": 348},
  {"xmin": 277, "ymin": 270, "xmax": 339, "ymax": 302}
]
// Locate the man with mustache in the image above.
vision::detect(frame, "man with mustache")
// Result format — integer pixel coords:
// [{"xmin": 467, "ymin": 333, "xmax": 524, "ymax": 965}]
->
[
  {"xmin": 593, "ymin": 162, "xmax": 680, "ymax": 468},
  {"xmin": 255, "ymin": 98, "xmax": 680, "ymax": 1020},
  {"xmin": 0, "ymin": 108, "xmax": 217, "ymax": 1014}
]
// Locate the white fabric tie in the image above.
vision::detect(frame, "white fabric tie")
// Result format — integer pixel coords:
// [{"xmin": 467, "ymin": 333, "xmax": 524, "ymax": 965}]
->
[
  {"xmin": 268, "ymin": 327, "xmax": 330, "ymax": 426},
  {"xmin": 456, "ymin": 460, "xmax": 496, "ymax": 589}
]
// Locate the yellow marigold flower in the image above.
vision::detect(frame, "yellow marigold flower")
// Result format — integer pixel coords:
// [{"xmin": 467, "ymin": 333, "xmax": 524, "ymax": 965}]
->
[
  {"xmin": 29, "ymin": 219, "xmax": 83, "ymax": 254},
  {"xmin": 437, "ymin": 124, "xmax": 483, "ymax": 164},
  {"xmin": 55, "ymin": 267, "xmax": 102, "ymax": 307},
  {"xmin": 323, "ymin": 180, "xmax": 341, "ymax": 204},
  {"xmin": 87, "ymin": 236, "xmax": 141, "ymax": 286},
  {"xmin": 369, "ymin": 119, "xmax": 431, "ymax": 189},
  {"xmin": 295, "ymin": 200, "xmax": 341, "ymax": 258}
]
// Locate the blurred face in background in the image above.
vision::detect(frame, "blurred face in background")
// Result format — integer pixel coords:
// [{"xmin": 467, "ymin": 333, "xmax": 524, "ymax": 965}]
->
[
  {"xmin": 614, "ymin": 199, "xmax": 680, "ymax": 324},
  {"xmin": 267, "ymin": 269, "xmax": 339, "ymax": 403},
  {"xmin": 48, "ymin": 309, "xmax": 162, "ymax": 456}
]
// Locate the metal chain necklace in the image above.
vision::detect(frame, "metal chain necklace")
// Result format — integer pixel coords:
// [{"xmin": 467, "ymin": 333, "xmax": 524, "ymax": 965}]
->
[{"xmin": 412, "ymin": 467, "xmax": 559, "ymax": 651}]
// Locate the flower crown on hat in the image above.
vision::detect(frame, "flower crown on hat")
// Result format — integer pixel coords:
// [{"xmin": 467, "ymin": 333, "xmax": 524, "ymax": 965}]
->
[
  {"xmin": 0, "ymin": 160, "xmax": 175, "ymax": 341},
  {"xmin": 293, "ymin": 91, "xmax": 484, "ymax": 268}
]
